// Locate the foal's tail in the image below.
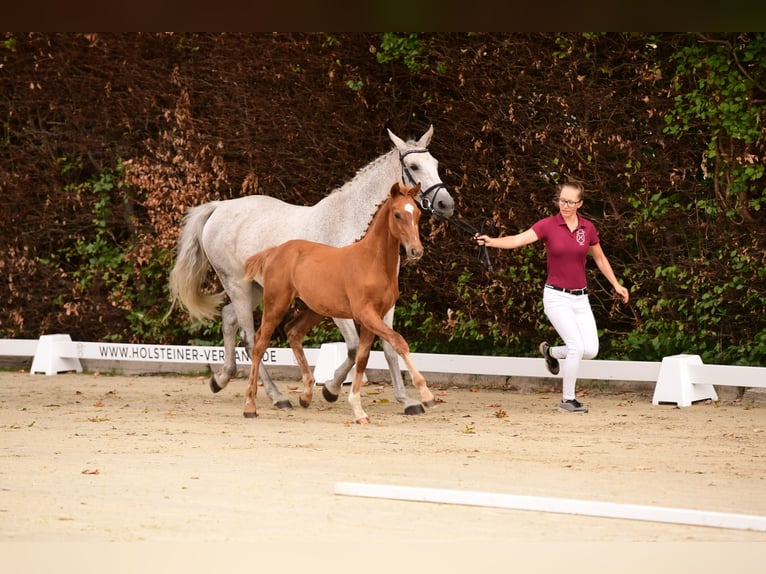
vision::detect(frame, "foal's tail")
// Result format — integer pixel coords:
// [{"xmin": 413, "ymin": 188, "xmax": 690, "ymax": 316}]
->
[
  {"xmin": 168, "ymin": 202, "xmax": 227, "ymax": 323},
  {"xmin": 242, "ymin": 247, "xmax": 274, "ymax": 285}
]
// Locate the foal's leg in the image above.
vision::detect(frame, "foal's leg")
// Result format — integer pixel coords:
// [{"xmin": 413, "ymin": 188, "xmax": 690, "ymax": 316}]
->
[
  {"xmin": 326, "ymin": 312, "xmax": 430, "ymax": 415},
  {"xmin": 243, "ymin": 327, "xmax": 262, "ymax": 418},
  {"xmin": 214, "ymin": 281, "xmax": 291, "ymax": 409},
  {"xmin": 347, "ymin": 327, "xmax": 375, "ymax": 424},
  {"xmin": 381, "ymin": 306, "xmax": 434, "ymax": 414},
  {"xmin": 216, "ymin": 300, "xmax": 284, "ymax": 402},
  {"xmin": 284, "ymin": 309, "xmax": 325, "ymax": 408},
  {"xmin": 244, "ymin": 301, "xmax": 291, "ymax": 417},
  {"xmin": 248, "ymin": 283, "xmax": 292, "ymax": 409},
  {"xmin": 383, "ymin": 333, "xmax": 433, "ymax": 409},
  {"xmin": 358, "ymin": 311, "xmax": 435, "ymax": 411},
  {"xmin": 245, "ymin": 326, "xmax": 281, "ymax": 417}
]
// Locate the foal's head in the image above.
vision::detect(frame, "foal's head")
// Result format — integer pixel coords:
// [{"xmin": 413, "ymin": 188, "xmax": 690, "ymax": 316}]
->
[{"xmin": 387, "ymin": 182, "xmax": 423, "ymax": 262}]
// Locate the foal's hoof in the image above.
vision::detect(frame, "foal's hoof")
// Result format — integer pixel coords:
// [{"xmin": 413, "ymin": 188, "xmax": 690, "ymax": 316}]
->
[
  {"xmin": 299, "ymin": 397, "xmax": 312, "ymax": 409},
  {"xmin": 356, "ymin": 417, "xmax": 370, "ymax": 425},
  {"xmin": 243, "ymin": 411, "xmax": 258, "ymax": 418},
  {"xmin": 404, "ymin": 404, "xmax": 426, "ymax": 416},
  {"xmin": 423, "ymin": 399, "xmax": 438, "ymax": 408},
  {"xmin": 210, "ymin": 376, "xmax": 223, "ymax": 394},
  {"xmin": 273, "ymin": 399, "xmax": 293, "ymax": 410},
  {"xmin": 322, "ymin": 386, "xmax": 339, "ymax": 403}
]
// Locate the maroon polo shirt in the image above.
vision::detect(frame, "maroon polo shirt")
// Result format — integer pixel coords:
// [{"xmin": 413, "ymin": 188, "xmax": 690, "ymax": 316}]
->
[{"xmin": 531, "ymin": 213, "xmax": 599, "ymax": 290}]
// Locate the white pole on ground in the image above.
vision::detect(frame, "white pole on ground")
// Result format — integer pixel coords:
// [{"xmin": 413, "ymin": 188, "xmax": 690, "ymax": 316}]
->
[{"xmin": 334, "ymin": 482, "xmax": 766, "ymax": 532}]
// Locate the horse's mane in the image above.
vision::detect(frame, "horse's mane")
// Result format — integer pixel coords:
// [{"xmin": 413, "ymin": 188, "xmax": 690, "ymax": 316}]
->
[
  {"xmin": 356, "ymin": 195, "xmax": 390, "ymax": 239},
  {"xmin": 326, "ymin": 134, "xmax": 426, "ymax": 199},
  {"xmin": 316, "ymin": 136, "xmax": 426, "ymax": 244},
  {"xmin": 325, "ymin": 148, "xmax": 396, "ymax": 198}
]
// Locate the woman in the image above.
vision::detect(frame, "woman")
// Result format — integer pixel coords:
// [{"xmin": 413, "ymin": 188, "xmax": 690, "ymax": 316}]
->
[{"xmin": 475, "ymin": 182, "xmax": 629, "ymax": 413}]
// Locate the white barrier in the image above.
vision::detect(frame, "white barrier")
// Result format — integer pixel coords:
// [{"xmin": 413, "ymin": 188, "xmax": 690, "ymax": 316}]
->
[
  {"xmin": 334, "ymin": 482, "xmax": 766, "ymax": 532},
  {"xmin": 14, "ymin": 334, "xmax": 320, "ymax": 376},
  {"xmin": 0, "ymin": 338, "xmax": 38, "ymax": 358},
  {"xmin": 2, "ymin": 335, "xmax": 764, "ymax": 407},
  {"xmin": 652, "ymin": 353, "xmax": 766, "ymax": 406}
]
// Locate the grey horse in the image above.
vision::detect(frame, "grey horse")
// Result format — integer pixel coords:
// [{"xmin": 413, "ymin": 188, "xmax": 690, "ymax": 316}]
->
[{"xmin": 168, "ymin": 126, "xmax": 454, "ymax": 414}]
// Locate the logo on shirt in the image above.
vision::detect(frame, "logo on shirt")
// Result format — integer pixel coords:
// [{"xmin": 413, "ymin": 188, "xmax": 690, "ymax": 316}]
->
[{"xmin": 575, "ymin": 229, "xmax": 586, "ymax": 246}]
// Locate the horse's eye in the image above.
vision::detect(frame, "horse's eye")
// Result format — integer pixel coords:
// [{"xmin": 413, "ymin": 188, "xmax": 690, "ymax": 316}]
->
[{"xmin": 409, "ymin": 164, "xmax": 419, "ymax": 171}]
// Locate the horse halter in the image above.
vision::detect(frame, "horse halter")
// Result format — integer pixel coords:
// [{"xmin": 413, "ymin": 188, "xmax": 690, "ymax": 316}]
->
[{"xmin": 399, "ymin": 149, "xmax": 449, "ymax": 217}]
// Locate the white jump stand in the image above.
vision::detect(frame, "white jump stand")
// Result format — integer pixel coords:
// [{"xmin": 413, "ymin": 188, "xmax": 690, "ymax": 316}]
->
[
  {"xmin": 30, "ymin": 334, "xmax": 83, "ymax": 375},
  {"xmin": 312, "ymin": 342, "xmax": 366, "ymax": 386},
  {"xmin": 652, "ymin": 354, "xmax": 718, "ymax": 407}
]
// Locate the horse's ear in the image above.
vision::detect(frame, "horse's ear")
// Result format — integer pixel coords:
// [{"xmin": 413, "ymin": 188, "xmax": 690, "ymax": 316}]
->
[
  {"xmin": 416, "ymin": 125, "xmax": 434, "ymax": 147},
  {"xmin": 387, "ymin": 128, "xmax": 406, "ymax": 150}
]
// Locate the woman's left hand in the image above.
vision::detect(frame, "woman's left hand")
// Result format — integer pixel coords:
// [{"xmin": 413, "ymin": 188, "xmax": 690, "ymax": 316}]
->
[{"xmin": 615, "ymin": 284, "xmax": 630, "ymax": 303}]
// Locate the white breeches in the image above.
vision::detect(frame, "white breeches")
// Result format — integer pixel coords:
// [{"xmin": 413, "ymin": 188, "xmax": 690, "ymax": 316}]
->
[{"xmin": 543, "ymin": 288, "xmax": 599, "ymax": 400}]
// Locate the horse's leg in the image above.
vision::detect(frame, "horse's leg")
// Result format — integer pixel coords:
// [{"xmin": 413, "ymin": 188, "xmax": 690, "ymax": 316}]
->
[
  {"xmin": 210, "ymin": 302, "xmax": 239, "ymax": 393},
  {"xmin": 396, "ymin": 351, "xmax": 431, "ymax": 410},
  {"xmin": 380, "ymin": 306, "xmax": 433, "ymax": 415},
  {"xmin": 358, "ymin": 310, "xmax": 436, "ymax": 414},
  {"xmin": 210, "ymin": 279, "xmax": 257, "ymax": 393},
  {"xmin": 285, "ymin": 309, "xmax": 325, "ymax": 409},
  {"xmin": 326, "ymin": 313, "xmax": 427, "ymax": 414},
  {"xmin": 321, "ymin": 318, "xmax": 358, "ymax": 403},
  {"xmin": 347, "ymin": 327, "xmax": 375, "ymax": 424},
  {"xmin": 216, "ymin": 280, "xmax": 292, "ymax": 408}
]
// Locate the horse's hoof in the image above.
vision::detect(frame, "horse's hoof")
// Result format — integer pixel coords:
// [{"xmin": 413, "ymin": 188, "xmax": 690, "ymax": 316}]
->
[
  {"xmin": 210, "ymin": 376, "xmax": 223, "ymax": 394},
  {"xmin": 273, "ymin": 399, "xmax": 293, "ymax": 410},
  {"xmin": 404, "ymin": 404, "xmax": 426, "ymax": 416},
  {"xmin": 243, "ymin": 411, "xmax": 258, "ymax": 418},
  {"xmin": 299, "ymin": 397, "xmax": 311, "ymax": 409},
  {"xmin": 423, "ymin": 399, "xmax": 438, "ymax": 408},
  {"xmin": 356, "ymin": 417, "xmax": 370, "ymax": 425},
  {"xmin": 322, "ymin": 386, "xmax": 339, "ymax": 403}
]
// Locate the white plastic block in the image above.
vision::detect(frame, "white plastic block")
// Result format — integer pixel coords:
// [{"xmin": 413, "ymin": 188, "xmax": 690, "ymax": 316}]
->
[
  {"xmin": 652, "ymin": 354, "xmax": 718, "ymax": 407},
  {"xmin": 312, "ymin": 342, "xmax": 365, "ymax": 385},
  {"xmin": 30, "ymin": 334, "xmax": 83, "ymax": 376}
]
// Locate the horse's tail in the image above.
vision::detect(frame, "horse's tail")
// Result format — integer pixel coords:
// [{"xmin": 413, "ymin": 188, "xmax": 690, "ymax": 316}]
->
[
  {"xmin": 168, "ymin": 202, "xmax": 227, "ymax": 323},
  {"xmin": 242, "ymin": 247, "xmax": 274, "ymax": 285}
]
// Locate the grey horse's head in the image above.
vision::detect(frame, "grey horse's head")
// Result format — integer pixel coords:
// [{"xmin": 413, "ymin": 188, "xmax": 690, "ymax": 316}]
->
[{"xmin": 388, "ymin": 125, "xmax": 455, "ymax": 220}]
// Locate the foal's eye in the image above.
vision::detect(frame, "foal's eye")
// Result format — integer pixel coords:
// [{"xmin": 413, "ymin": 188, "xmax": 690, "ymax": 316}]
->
[{"xmin": 394, "ymin": 212, "xmax": 402, "ymax": 219}]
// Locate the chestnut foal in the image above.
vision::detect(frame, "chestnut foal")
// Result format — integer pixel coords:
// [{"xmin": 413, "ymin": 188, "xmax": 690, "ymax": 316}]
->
[{"xmin": 242, "ymin": 182, "xmax": 432, "ymax": 423}]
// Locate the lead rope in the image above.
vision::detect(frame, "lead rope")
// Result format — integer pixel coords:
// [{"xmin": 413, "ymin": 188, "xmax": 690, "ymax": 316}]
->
[
  {"xmin": 399, "ymin": 150, "xmax": 493, "ymax": 271},
  {"xmin": 450, "ymin": 215, "xmax": 496, "ymax": 274}
]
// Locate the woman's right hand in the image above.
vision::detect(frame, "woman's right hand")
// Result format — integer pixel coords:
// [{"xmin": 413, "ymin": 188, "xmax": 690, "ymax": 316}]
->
[{"xmin": 475, "ymin": 233, "xmax": 490, "ymax": 247}]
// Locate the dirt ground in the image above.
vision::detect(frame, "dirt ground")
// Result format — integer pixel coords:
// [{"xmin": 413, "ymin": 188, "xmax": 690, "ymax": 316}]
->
[{"xmin": 1, "ymin": 369, "xmax": 764, "ymax": 572}]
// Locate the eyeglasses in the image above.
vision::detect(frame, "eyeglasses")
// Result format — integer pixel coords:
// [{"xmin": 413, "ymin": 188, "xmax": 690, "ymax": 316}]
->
[{"xmin": 558, "ymin": 199, "xmax": 581, "ymax": 207}]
